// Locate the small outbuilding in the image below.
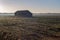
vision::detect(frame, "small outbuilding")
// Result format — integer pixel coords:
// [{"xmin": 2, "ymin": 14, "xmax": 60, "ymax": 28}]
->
[{"xmin": 15, "ymin": 10, "xmax": 32, "ymax": 17}]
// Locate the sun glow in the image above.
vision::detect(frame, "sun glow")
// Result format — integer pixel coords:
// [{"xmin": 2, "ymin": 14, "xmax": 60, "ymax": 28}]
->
[{"xmin": 0, "ymin": 4, "xmax": 4, "ymax": 13}]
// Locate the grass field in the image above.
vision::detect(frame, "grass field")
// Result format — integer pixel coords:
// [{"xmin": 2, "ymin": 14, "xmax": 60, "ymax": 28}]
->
[{"xmin": 0, "ymin": 16, "xmax": 60, "ymax": 40}]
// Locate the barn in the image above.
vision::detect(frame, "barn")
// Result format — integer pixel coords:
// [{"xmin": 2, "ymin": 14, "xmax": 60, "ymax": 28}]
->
[{"xmin": 15, "ymin": 10, "xmax": 32, "ymax": 17}]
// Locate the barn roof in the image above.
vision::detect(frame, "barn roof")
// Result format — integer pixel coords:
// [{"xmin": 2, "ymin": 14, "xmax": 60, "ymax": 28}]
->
[{"xmin": 16, "ymin": 10, "xmax": 31, "ymax": 13}]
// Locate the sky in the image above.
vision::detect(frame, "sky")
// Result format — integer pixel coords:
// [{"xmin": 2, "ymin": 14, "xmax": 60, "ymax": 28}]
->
[{"xmin": 0, "ymin": 0, "xmax": 60, "ymax": 13}]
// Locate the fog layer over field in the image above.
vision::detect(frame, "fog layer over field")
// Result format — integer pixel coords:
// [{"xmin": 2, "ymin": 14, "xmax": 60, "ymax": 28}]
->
[
  {"xmin": 0, "ymin": 13, "xmax": 60, "ymax": 17},
  {"xmin": 0, "ymin": 13, "xmax": 14, "ymax": 16}
]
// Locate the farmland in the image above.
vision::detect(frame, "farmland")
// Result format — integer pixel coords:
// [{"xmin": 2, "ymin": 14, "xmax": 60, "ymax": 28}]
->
[{"xmin": 0, "ymin": 16, "xmax": 60, "ymax": 40}]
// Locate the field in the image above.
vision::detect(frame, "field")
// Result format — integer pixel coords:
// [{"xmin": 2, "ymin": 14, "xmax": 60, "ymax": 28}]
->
[{"xmin": 0, "ymin": 16, "xmax": 60, "ymax": 40}]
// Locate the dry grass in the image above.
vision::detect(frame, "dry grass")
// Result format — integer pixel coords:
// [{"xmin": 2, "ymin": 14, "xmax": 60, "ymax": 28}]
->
[{"xmin": 0, "ymin": 16, "xmax": 60, "ymax": 40}]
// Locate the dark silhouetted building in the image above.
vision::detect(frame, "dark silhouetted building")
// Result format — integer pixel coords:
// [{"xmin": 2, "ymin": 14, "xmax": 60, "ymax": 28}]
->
[{"xmin": 15, "ymin": 10, "xmax": 32, "ymax": 17}]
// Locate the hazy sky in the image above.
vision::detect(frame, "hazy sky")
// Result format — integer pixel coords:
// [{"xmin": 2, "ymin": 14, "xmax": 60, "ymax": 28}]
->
[{"xmin": 0, "ymin": 0, "xmax": 60, "ymax": 13}]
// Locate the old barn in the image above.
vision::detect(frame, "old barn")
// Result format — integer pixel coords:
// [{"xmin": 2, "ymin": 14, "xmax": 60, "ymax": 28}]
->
[{"xmin": 15, "ymin": 10, "xmax": 32, "ymax": 17}]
